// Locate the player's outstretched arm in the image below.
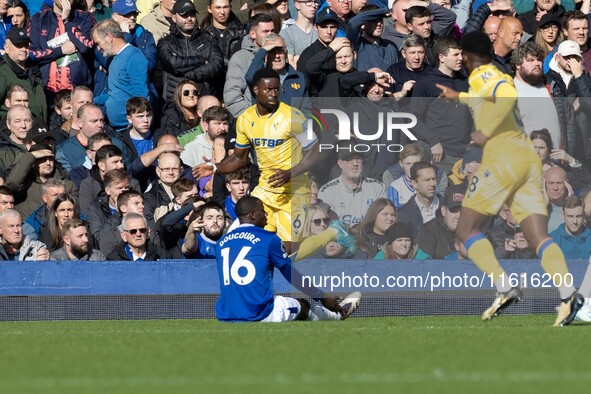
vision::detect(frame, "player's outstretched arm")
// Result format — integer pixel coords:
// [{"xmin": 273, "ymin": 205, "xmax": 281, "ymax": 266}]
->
[{"xmin": 192, "ymin": 147, "xmax": 250, "ymax": 180}]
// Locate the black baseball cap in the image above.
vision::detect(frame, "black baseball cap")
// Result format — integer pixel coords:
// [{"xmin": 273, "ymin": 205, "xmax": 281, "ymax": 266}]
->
[
  {"xmin": 6, "ymin": 27, "xmax": 30, "ymax": 46},
  {"xmin": 172, "ymin": 0, "xmax": 197, "ymax": 15}
]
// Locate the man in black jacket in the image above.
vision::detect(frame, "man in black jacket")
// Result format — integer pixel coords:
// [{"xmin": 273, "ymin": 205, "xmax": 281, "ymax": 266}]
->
[
  {"xmin": 412, "ymin": 36, "xmax": 471, "ymax": 174},
  {"xmin": 107, "ymin": 213, "xmax": 161, "ymax": 261},
  {"xmin": 157, "ymin": 0, "xmax": 224, "ymax": 101}
]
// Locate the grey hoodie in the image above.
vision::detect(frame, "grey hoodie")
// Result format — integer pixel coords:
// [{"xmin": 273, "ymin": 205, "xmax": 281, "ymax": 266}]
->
[{"xmin": 223, "ymin": 35, "xmax": 259, "ymax": 118}]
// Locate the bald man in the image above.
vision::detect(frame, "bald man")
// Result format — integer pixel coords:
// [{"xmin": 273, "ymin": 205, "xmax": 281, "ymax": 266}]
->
[
  {"xmin": 492, "ymin": 17, "xmax": 523, "ymax": 75},
  {"xmin": 545, "ymin": 166, "xmax": 570, "ymax": 233},
  {"xmin": 177, "ymin": 95, "xmax": 223, "ymax": 147},
  {"xmin": 484, "ymin": 16, "xmax": 501, "ymax": 43}
]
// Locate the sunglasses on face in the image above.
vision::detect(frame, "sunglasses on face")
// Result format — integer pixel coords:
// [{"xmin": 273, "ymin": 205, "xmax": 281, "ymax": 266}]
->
[
  {"xmin": 183, "ymin": 89, "xmax": 198, "ymax": 97},
  {"xmin": 125, "ymin": 228, "xmax": 148, "ymax": 235},
  {"xmin": 312, "ymin": 218, "xmax": 329, "ymax": 226}
]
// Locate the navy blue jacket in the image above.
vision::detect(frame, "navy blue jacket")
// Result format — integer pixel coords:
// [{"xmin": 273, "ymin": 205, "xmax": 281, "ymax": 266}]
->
[{"xmin": 30, "ymin": 9, "xmax": 95, "ymax": 89}]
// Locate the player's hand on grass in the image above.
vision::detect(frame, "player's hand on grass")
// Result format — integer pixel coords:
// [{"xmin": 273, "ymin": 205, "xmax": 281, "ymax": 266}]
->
[
  {"xmin": 269, "ymin": 168, "xmax": 291, "ymax": 187},
  {"xmin": 192, "ymin": 163, "xmax": 214, "ymax": 180},
  {"xmin": 470, "ymin": 130, "xmax": 488, "ymax": 146},
  {"xmin": 430, "ymin": 143, "xmax": 443, "ymax": 163},
  {"xmin": 436, "ymin": 83, "xmax": 459, "ymax": 100},
  {"xmin": 321, "ymin": 297, "xmax": 343, "ymax": 314}
]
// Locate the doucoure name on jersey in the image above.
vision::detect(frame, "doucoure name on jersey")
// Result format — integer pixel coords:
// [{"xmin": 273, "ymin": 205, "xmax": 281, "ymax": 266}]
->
[{"xmin": 219, "ymin": 231, "xmax": 261, "ymax": 248}]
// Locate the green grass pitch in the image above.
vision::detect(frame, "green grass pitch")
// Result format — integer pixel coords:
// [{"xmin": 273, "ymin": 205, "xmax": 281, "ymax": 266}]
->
[{"xmin": 2, "ymin": 315, "xmax": 591, "ymax": 394}]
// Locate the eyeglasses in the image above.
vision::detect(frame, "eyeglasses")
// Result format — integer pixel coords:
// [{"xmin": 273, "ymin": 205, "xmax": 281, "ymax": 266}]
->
[
  {"xmin": 183, "ymin": 89, "xmax": 199, "ymax": 97},
  {"xmin": 297, "ymin": 0, "xmax": 320, "ymax": 6},
  {"xmin": 158, "ymin": 167, "xmax": 180, "ymax": 173},
  {"xmin": 125, "ymin": 228, "xmax": 148, "ymax": 235},
  {"xmin": 540, "ymin": 24, "xmax": 559, "ymax": 32},
  {"xmin": 312, "ymin": 218, "xmax": 329, "ymax": 226}
]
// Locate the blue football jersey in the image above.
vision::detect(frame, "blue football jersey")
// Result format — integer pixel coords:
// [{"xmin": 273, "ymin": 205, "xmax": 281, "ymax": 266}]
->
[{"xmin": 215, "ymin": 224, "xmax": 291, "ymax": 322}]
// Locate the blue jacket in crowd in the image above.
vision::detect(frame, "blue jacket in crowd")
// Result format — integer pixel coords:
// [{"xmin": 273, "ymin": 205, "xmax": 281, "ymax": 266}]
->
[{"xmin": 550, "ymin": 224, "xmax": 591, "ymax": 260}]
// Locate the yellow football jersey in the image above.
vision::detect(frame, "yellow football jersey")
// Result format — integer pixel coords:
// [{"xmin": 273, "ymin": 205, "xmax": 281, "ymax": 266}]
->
[
  {"xmin": 459, "ymin": 64, "xmax": 524, "ymax": 141},
  {"xmin": 236, "ymin": 102, "xmax": 316, "ymax": 194}
]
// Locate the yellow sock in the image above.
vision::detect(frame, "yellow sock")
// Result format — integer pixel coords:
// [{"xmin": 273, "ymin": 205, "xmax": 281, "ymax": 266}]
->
[
  {"xmin": 537, "ymin": 239, "xmax": 575, "ymax": 299},
  {"xmin": 465, "ymin": 233, "xmax": 507, "ymax": 290},
  {"xmin": 294, "ymin": 228, "xmax": 337, "ymax": 262}
]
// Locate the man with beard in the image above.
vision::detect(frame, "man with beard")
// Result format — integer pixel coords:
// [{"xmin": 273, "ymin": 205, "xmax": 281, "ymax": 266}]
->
[
  {"xmin": 185, "ymin": 201, "xmax": 226, "ymax": 258},
  {"xmin": 512, "ymin": 42, "xmax": 563, "ymax": 150},
  {"xmin": 51, "ymin": 219, "xmax": 106, "ymax": 261},
  {"xmin": 157, "ymin": 0, "xmax": 223, "ymax": 101},
  {"xmin": 107, "ymin": 213, "xmax": 161, "ymax": 261}
]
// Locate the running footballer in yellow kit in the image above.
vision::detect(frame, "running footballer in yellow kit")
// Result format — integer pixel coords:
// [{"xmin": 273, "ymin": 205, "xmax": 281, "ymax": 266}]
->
[
  {"xmin": 438, "ymin": 31, "xmax": 584, "ymax": 326},
  {"xmin": 193, "ymin": 68, "xmax": 320, "ymax": 254}
]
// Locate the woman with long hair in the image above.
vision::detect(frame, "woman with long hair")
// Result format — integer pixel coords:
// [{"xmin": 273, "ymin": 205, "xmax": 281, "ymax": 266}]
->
[
  {"xmin": 158, "ymin": 80, "xmax": 201, "ymax": 138},
  {"xmin": 39, "ymin": 193, "xmax": 81, "ymax": 252},
  {"xmin": 534, "ymin": 15, "xmax": 563, "ymax": 58},
  {"xmin": 350, "ymin": 198, "xmax": 397, "ymax": 258},
  {"xmin": 7, "ymin": 0, "xmax": 30, "ymax": 29}
]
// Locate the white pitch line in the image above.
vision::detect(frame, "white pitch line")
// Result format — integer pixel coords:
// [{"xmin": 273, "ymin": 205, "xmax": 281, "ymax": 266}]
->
[{"xmin": 4, "ymin": 370, "xmax": 591, "ymax": 389}]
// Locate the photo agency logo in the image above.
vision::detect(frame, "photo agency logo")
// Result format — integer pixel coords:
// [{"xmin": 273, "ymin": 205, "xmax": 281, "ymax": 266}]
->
[{"xmin": 306, "ymin": 105, "xmax": 419, "ymax": 153}]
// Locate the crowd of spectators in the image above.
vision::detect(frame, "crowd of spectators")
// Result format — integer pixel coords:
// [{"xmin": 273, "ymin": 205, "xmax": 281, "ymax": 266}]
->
[{"xmin": 1, "ymin": 0, "xmax": 591, "ymax": 262}]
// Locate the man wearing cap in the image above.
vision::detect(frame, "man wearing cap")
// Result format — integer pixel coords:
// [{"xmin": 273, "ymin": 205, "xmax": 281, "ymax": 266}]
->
[
  {"xmin": 5, "ymin": 140, "xmax": 77, "ymax": 219},
  {"xmin": 415, "ymin": 184, "xmax": 465, "ymax": 259},
  {"xmin": 297, "ymin": 8, "xmax": 340, "ymax": 97},
  {"xmin": 546, "ymin": 39, "xmax": 591, "ymax": 165},
  {"xmin": 94, "ymin": 0, "xmax": 157, "ymax": 104},
  {"xmin": 92, "ymin": 19, "xmax": 151, "ymax": 132},
  {"xmin": 318, "ymin": 149, "xmax": 385, "ymax": 226},
  {"xmin": 157, "ymin": 0, "xmax": 223, "ymax": 101},
  {"xmin": 511, "ymin": 42, "xmax": 566, "ymax": 151},
  {"xmin": 141, "ymin": 0, "xmax": 175, "ymax": 44},
  {"xmin": 0, "ymin": 27, "xmax": 47, "ymax": 121},
  {"xmin": 518, "ymin": 0, "xmax": 565, "ymax": 36}
]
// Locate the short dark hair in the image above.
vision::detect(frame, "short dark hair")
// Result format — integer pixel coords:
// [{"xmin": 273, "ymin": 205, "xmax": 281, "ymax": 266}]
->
[
  {"xmin": 202, "ymin": 106, "xmax": 230, "ymax": 124},
  {"xmin": 197, "ymin": 201, "xmax": 224, "ymax": 218},
  {"xmin": 0, "ymin": 186, "xmax": 13, "ymax": 197},
  {"xmin": 562, "ymin": 10, "xmax": 587, "ymax": 31},
  {"xmin": 172, "ymin": 178, "xmax": 196, "ymax": 198},
  {"xmin": 117, "ymin": 190, "xmax": 142, "ymax": 213},
  {"xmin": 62, "ymin": 218, "xmax": 87, "ymax": 237},
  {"xmin": 405, "ymin": 6, "xmax": 430, "ymax": 25},
  {"xmin": 249, "ymin": 13, "xmax": 275, "ymax": 29},
  {"xmin": 95, "ymin": 144, "xmax": 123, "ymax": 164},
  {"xmin": 563, "ymin": 195, "xmax": 583, "ymax": 210},
  {"xmin": 253, "ymin": 68, "xmax": 280, "ymax": 85},
  {"xmin": 460, "ymin": 31, "xmax": 493, "ymax": 60},
  {"xmin": 511, "ymin": 42, "xmax": 544, "ymax": 67},
  {"xmin": 235, "ymin": 196, "xmax": 263, "ymax": 219},
  {"xmin": 410, "ymin": 161, "xmax": 436, "ymax": 181},
  {"xmin": 126, "ymin": 96, "xmax": 152, "ymax": 116},
  {"xmin": 6, "ymin": 84, "xmax": 27, "ymax": 101},
  {"xmin": 104, "ymin": 169, "xmax": 129, "ymax": 187},
  {"xmin": 434, "ymin": 36, "xmax": 461, "ymax": 62},
  {"xmin": 225, "ymin": 167, "xmax": 251, "ymax": 184},
  {"xmin": 54, "ymin": 89, "xmax": 72, "ymax": 108},
  {"xmin": 88, "ymin": 132, "xmax": 112, "ymax": 151}
]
